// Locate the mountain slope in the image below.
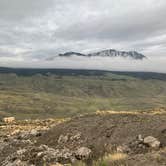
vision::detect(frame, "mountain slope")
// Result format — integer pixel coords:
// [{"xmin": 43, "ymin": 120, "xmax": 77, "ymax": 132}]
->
[
  {"xmin": 88, "ymin": 49, "xmax": 146, "ymax": 59},
  {"xmin": 46, "ymin": 49, "xmax": 146, "ymax": 60},
  {"xmin": 0, "ymin": 70, "xmax": 165, "ymax": 119}
]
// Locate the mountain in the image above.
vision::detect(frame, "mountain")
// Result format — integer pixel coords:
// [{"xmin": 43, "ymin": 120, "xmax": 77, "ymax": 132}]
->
[
  {"xmin": 59, "ymin": 52, "xmax": 86, "ymax": 57},
  {"xmin": 46, "ymin": 49, "xmax": 146, "ymax": 60},
  {"xmin": 88, "ymin": 49, "xmax": 146, "ymax": 59},
  {"xmin": 46, "ymin": 52, "xmax": 86, "ymax": 60}
]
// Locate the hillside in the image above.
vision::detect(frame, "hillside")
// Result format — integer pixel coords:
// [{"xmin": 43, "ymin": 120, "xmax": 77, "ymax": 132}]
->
[
  {"xmin": 0, "ymin": 110, "xmax": 166, "ymax": 165},
  {"xmin": 0, "ymin": 69, "xmax": 165, "ymax": 119},
  {"xmin": 0, "ymin": 69, "xmax": 166, "ymax": 165}
]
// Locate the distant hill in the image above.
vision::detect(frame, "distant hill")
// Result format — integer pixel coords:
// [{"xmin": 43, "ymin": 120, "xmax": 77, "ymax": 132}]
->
[
  {"xmin": 0, "ymin": 67, "xmax": 165, "ymax": 80},
  {"xmin": 0, "ymin": 67, "xmax": 165, "ymax": 119},
  {"xmin": 46, "ymin": 49, "xmax": 146, "ymax": 60}
]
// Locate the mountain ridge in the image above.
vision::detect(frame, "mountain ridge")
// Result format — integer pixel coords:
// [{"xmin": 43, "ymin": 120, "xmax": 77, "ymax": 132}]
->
[{"xmin": 46, "ymin": 49, "xmax": 146, "ymax": 60}]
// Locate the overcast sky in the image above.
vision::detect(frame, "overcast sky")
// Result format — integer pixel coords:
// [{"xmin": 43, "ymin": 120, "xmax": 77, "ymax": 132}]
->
[{"xmin": 0, "ymin": 0, "xmax": 166, "ymax": 72}]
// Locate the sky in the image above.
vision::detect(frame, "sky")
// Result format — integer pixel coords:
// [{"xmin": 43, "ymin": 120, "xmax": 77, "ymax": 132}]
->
[{"xmin": 0, "ymin": 0, "xmax": 166, "ymax": 72}]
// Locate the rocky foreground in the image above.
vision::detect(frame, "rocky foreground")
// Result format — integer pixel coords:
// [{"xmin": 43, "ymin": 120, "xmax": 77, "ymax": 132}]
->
[{"xmin": 0, "ymin": 109, "xmax": 166, "ymax": 166}]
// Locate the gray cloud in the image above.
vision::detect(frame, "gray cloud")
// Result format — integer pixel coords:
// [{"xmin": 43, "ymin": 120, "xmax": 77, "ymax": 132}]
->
[
  {"xmin": 0, "ymin": 0, "xmax": 165, "ymax": 72},
  {"xmin": 54, "ymin": 3, "xmax": 166, "ymax": 42},
  {"xmin": 0, "ymin": 49, "xmax": 16, "ymax": 57},
  {"xmin": 0, "ymin": 0, "xmax": 55, "ymax": 21}
]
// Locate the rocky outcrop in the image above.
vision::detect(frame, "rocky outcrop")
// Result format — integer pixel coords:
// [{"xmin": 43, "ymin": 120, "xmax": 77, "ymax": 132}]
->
[
  {"xmin": 116, "ymin": 135, "xmax": 161, "ymax": 155},
  {"xmin": 0, "ymin": 113, "xmax": 166, "ymax": 166}
]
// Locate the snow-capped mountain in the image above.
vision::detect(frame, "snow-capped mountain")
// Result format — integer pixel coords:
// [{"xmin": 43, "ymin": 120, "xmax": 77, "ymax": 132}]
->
[
  {"xmin": 88, "ymin": 49, "xmax": 146, "ymax": 59},
  {"xmin": 46, "ymin": 49, "xmax": 146, "ymax": 60}
]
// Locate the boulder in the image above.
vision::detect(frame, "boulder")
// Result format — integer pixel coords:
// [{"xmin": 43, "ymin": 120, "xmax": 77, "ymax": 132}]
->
[
  {"xmin": 75, "ymin": 147, "xmax": 92, "ymax": 160},
  {"xmin": 143, "ymin": 136, "xmax": 160, "ymax": 148}
]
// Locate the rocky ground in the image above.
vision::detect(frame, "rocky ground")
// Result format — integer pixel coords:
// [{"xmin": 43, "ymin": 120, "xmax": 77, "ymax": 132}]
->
[{"xmin": 0, "ymin": 109, "xmax": 166, "ymax": 166}]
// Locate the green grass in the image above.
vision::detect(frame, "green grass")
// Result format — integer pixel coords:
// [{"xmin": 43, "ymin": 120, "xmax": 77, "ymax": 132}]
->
[{"xmin": 0, "ymin": 72, "xmax": 166, "ymax": 119}]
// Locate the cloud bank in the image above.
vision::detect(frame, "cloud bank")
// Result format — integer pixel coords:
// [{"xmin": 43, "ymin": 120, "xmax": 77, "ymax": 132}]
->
[
  {"xmin": 0, "ymin": 56, "xmax": 165, "ymax": 73},
  {"xmin": 0, "ymin": 0, "xmax": 165, "ymax": 72}
]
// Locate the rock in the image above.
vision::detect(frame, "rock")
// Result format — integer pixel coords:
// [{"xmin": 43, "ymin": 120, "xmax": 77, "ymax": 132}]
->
[
  {"xmin": 30, "ymin": 129, "xmax": 41, "ymax": 137},
  {"xmin": 16, "ymin": 149, "xmax": 27, "ymax": 156},
  {"xmin": 11, "ymin": 129, "xmax": 20, "ymax": 136},
  {"xmin": 55, "ymin": 148, "xmax": 73, "ymax": 161},
  {"xmin": 58, "ymin": 135, "xmax": 68, "ymax": 144},
  {"xmin": 117, "ymin": 145, "xmax": 131, "ymax": 153},
  {"xmin": 36, "ymin": 145, "xmax": 73, "ymax": 163},
  {"xmin": 30, "ymin": 129, "xmax": 38, "ymax": 135},
  {"xmin": 143, "ymin": 136, "xmax": 160, "ymax": 148},
  {"xmin": 11, "ymin": 138, "xmax": 33, "ymax": 146},
  {"xmin": 138, "ymin": 134, "xmax": 143, "ymax": 142},
  {"xmin": 2, "ymin": 144, "xmax": 74, "ymax": 165},
  {"xmin": 0, "ymin": 141, "xmax": 8, "ymax": 152},
  {"xmin": 70, "ymin": 133, "xmax": 81, "ymax": 141},
  {"xmin": 2, "ymin": 117, "xmax": 15, "ymax": 123},
  {"xmin": 16, "ymin": 132, "xmax": 29, "ymax": 139},
  {"xmin": 17, "ymin": 130, "xmax": 41, "ymax": 140},
  {"xmin": 75, "ymin": 147, "xmax": 92, "ymax": 160},
  {"xmin": 49, "ymin": 163, "xmax": 64, "ymax": 166},
  {"xmin": 2, "ymin": 159, "xmax": 29, "ymax": 166}
]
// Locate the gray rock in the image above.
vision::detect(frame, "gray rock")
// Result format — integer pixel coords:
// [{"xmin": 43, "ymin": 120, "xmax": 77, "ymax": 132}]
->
[
  {"xmin": 30, "ymin": 129, "xmax": 39, "ymax": 136},
  {"xmin": 143, "ymin": 136, "xmax": 160, "ymax": 148},
  {"xmin": 0, "ymin": 141, "xmax": 8, "ymax": 152},
  {"xmin": 2, "ymin": 159, "xmax": 29, "ymax": 166},
  {"xmin": 70, "ymin": 133, "xmax": 81, "ymax": 141},
  {"xmin": 58, "ymin": 135, "xmax": 68, "ymax": 144},
  {"xmin": 75, "ymin": 147, "xmax": 92, "ymax": 160},
  {"xmin": 16, "ymin": 149, "xmax": 27, "ymax": 156},
  {"xmin": 138, "ymin": 134, "xmax": 143, "ymax": 142},
  {"xmin": 117, "ymin": 145, "xmax": 131, "ymax": 153},
  {"xmin": 36, "ymin": 145, "xmax": 73, "ymax": 163}
]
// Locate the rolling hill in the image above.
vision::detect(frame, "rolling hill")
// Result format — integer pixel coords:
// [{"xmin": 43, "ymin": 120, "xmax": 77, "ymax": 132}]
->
[{"xmin": 0, "ymin": 68, "xmax": 165, "ymax": 119}]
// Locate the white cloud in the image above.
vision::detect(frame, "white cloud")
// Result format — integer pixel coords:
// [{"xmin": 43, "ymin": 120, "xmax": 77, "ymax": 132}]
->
[{"xmin": 0, "ymin": 56, "xmax": 165, "ymax": 73}]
